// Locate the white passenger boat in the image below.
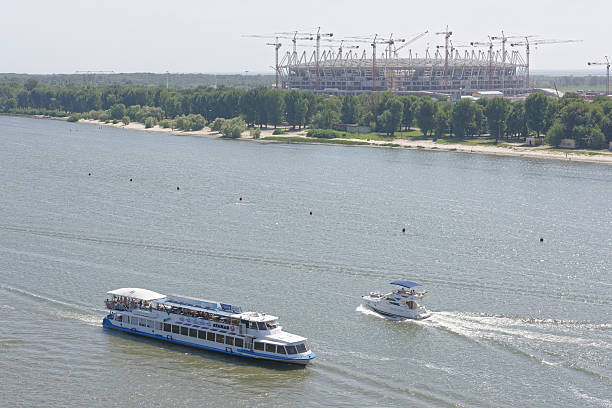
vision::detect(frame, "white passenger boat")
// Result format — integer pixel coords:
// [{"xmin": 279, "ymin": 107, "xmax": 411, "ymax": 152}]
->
[
  {"xmin": 103, "ymin": 288, "xmax": 315, "ymax": 365},
  {"xmin": 362, "ymin": 280, "xmax": 430, "ymax": 320}
]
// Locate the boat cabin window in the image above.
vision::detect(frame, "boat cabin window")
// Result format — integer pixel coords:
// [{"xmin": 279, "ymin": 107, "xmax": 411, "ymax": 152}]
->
[
  {"xmin": 181, "ymin": 326, "xmax": 189, "ymax": 336},
  {"xmin": 231, "ymin": 318, "xmax": 240, "ymax": 325},
  {"xmin": 207, "ymin": 332, "xmax": 215, "ymax": 341},
  {"xmin": 265, "ymin": 343, "xmax": 275, "ymax": 353},
  {"xmin": 285, "ymin": 345, "xmax": 297, "ymax": 355},
  {"xmin": 296, "ymin": 343, "xmax": 307, "ymax": 353},
  {"xmin": 198, "ymin": 330, "xmax": 206, "ymax": 339},
  {"xmin": 257, "ymin": 322, "xmax": 267, "ymax": 331},
  {"xmin": 189, "ymin": 328, "xmax": 197, "ymax": 337},
  {"xmin": 266, "ymin": 322, "xmax": 278, "ymax": 329},
  {"xmin": 254, "ymin": 342, "xmax": 264, "ymax": 351},
  {"xmin": 249, "ymin": 322, "xmax": 258, "ymax": 329},
  {"xmin": 225, "ymin": 336, "xmax": 234, "ymax": 346},
  {"xmin": 277, "ymin": 345, "xmax": 286, "ymax": 354},
  {"xmin": 234, "ymin": 338, "xmax": 244, "ymax": 348},
  {"xmin": 172, "ymin": 325, "xmax": 180, "ymax": 334},
  {"xmin": 216, "ymin": 334, "xmax": 225, "ymax": 343},
  {"xmin": 164, "ymin": 323, "xmax": 171, "ymax": 332}
]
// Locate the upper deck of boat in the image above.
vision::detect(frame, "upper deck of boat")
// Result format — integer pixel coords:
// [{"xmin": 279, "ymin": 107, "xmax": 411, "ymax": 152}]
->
[{"xmin": 107, "ymin": 288, "xmax": 278, "ymax": 323}]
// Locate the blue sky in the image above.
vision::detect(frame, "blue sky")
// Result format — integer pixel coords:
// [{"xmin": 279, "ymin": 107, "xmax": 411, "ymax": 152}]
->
[{"xmin": 1, "ymin": 0, "xmax": 609, "ymax": 74}]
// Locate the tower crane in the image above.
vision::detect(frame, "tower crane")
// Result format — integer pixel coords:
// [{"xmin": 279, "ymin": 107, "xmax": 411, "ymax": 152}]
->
[
  {"xmin": 510, "ymin": 38, "xmax": 582, "ymax": 89},
  {"xmin": 272, "ymin": 28, "xmax": 332, "ymax": 91},
  {"xmin": 587, "ymin": 56, "xmax": 610, "ymax": 96},
  {"xmin": 490, "ymin": 31, "xmax": 533, "ymax": 94},
  {"xmin": 243, "ymin": 34, "xmax": 313, "ymax": 89},
  {"xmin": 393, "ymin": 31, "xmax": 429, "ymax": 57},
  {"xmin": 470, "ymin": 37, "xmax": 502, "ymax": 90},
  {"xmin": 346, "ymin": 34, "xmax": 404, "ymax": 91},
  {"xmin": 321, "ymin": 39, "xmax": 360, "ymax": 59},
  {"xmin": 435, "ymin": 26, "xmax": 452, "ymax": 90}
]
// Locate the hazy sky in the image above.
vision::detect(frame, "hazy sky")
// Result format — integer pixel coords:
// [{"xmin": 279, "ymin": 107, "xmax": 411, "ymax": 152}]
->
[{"xmin": 1, "ymin": 0, "xmax": 610, "ymax": 74}]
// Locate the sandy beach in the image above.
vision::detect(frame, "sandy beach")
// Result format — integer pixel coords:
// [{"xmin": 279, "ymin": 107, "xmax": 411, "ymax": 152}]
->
[{"xmin": 73, "ymin": 118, "xmax": 612, "ymax": 164}]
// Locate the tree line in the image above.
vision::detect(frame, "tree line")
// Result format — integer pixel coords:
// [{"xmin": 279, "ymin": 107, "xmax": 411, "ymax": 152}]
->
[{"xmin": 1, "ymin": 78, "xmax": 611, "ymax": 149}]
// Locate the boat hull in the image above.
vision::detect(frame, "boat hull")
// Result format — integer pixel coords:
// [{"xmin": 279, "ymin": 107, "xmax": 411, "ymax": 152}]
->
[
  {"xmin": 102, "ymin": 317, "xmax": 314, "ymax": 365},
  {"xmin": 363, "ymin": 301, "xmax": 430, "ymax": 320}
]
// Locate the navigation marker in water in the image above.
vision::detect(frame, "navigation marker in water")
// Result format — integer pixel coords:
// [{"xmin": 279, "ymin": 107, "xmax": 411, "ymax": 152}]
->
[
  {"xmin": 540, "ymin": 237, "xmax": 544, "ymax": 242},
  {"xmin": 310, "ymin": 211, "xmax": 312, "ymax": 215},
  {"xmin": 177, "ymin": 186, "xmax": 180, "ymax": 191},
  {"xmin": 402, "ymin": 228, "xmax": 406, "ymax": 233},
  {"xmin": 239, "ymin": 197, "xmax": 242, "ymax": 201},
  {"xmin": 130, "ymin": 178, "xmax": 133, "ymax": 182}
]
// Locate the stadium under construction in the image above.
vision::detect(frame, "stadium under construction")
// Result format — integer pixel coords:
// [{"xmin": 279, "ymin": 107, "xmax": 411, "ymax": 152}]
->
[
  {"xmin": 246, "ymin": 29, "xmax": 579, "ymax": 97},
  {"xmin": 280, "ymin": 48, "xmax": 527, "ymax": 96}
]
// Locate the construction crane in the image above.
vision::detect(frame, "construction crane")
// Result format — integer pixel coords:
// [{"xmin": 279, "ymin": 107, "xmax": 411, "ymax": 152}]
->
[
  {"xmin": 490, "ymin": 31, "xmax": 533, "ymax": 94},
  {"xmin": 243, "ymin": 34, "xmax": 312, "ymax": 89},
  {"xmin": 271, "ymin": 28, "xmax": 332, "ymax": 90},
  {"xmin": 510, "ymin": 38, "xmax": 582, "ymax": 89},
  {"xmin": 346, "ymin": 34, "xmax": 403, "ymax": 91},
  {"xmin": 587, "ymin": 56, "xmax": 610, "ymax": 96},
  {"xmin": 321, "ymin": 39, "xmax": 360, "ymax": 59},
  {"xmin": 470, "ymin": 37, "xmax": 502, "ymax": 89},
  {"xmin": 393, "ymin": 30, "xmax": 429, "ymax": 57},
  {"xmin": 435, "ymin": 26, "xmax": 452, "ymax": 90}
]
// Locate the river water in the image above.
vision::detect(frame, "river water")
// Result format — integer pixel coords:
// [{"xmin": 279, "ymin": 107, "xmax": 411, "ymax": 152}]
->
[{"xmin": 0, "ymin": 116, "xmax": 610, "ymax": 407}]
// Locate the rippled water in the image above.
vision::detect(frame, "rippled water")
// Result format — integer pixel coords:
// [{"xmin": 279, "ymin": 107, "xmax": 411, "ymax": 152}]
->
[{"xmin": 1, "ymin": 116, "xmax": 610, "ymax": 407}]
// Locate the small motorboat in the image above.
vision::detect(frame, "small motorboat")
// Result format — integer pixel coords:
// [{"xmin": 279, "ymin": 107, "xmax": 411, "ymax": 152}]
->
[{"xmin": 362, "ymin": 280, "xmax": 430, "ymax": 320}]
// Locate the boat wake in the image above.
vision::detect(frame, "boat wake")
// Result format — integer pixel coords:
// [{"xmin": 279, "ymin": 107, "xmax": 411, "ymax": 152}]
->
[
  {"xmin": 0, "ymin": 284, "xmax": 104, "ymax": 327},
  {"xmin": 423, "ymin": 310, "xmax": 612, "ymax": 382}
]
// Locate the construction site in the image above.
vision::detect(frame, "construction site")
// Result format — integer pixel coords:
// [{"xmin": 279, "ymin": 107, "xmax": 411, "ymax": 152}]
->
[{"xmin": 246, "ymin": 28, "xmax": 580, "ymax": 97}]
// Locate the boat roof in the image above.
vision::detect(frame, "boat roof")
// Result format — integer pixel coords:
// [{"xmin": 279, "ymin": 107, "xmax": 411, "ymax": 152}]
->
[
  {"xmin": 107, "ymin": 288, "xmax": 166, "ymax": 301},
  {"xmin": 390, "ymin": 280, "xmax": 421, "ymax": 288}
]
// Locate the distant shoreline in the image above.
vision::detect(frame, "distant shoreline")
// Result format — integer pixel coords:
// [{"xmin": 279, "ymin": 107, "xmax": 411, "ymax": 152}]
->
[{"xmin": 9, "ymin": 114, "xmax": 612, "ymax": 165}]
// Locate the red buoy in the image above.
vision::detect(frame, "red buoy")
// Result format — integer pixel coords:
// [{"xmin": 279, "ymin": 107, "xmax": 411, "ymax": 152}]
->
[
  {"xmin": 239, "ymin": 197, "xmax": 242, "ymax": 201},
  {"xmin": 402, "ymin": 228, "xmax": 406, "ymax": 233},
  {"xmin": 177, "ymin": 186, "xmax": 180, "ymax": 191},
  {"xmin": 540, "ymin": 237, "xmax": 544, "ymax": 242},
  {"xmin": 309, "ymin": 211, "xmax": 312, "ymax": 215}
]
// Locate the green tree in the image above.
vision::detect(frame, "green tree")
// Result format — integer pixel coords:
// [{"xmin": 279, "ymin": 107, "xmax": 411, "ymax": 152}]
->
[
  {"xmin": 416, "ymin": 97, "xmax": 436, "ymax": 136},
  {"xmin": 121, "ymin": 115, "xmax": 130, "ymax": 125},
  {"xmin": 377, "ymin": 110, "xmax": 393, "ymax": 136},
  {"xmin": 400, "ymin": 95, "xmax": 418, "ymax": 130},
  {"xmin": 506, "ymin": 101, "xmax": 528, "ymax": 139},
  {"xmin": 266, "ymin": 90, "xmax": 285, "ymax": 128},
  {"xmin": 525, "ymin": 93, "xmax": 549, "ymax": 136},
  {"xmin": 313, "ymin": 108, "xmax": 340, "ymax": 130},
  {"xmin": 387, "ymin": 97, "xmax": 404, "ymax": 136},
  {"xmin": 434, "ymin": 101, "xmax": 452, "ymax": 137},
  {"xmin": 452, "ymin": 99, "xmax": 475, "ymax": 138},
  {"xmin": 341, "ymin": 95, "xmax": 361, "ymax": 124},
  {"xmin": 221, "ymin": 117, "xmax": 246, "ymax": 138},
  {"xmin": 485, "ymin": 98, "xmax": 510, "ymax": 141},
  {"xmin": 24, "ymin": 78, "xmax": 38, "ymax": 91},
  {"xmin": 545, "ymin": 122, "xmax": 566, "ymax": 147},
  {"xmin": 109, "ymin": 103, "xmax": 126, "ymax": 120}
]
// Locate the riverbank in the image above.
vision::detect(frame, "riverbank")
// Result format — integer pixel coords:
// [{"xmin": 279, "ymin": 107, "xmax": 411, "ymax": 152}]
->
[{"xmin": 35, "ymin": 116, "xmax": 612, "ymax": 164}]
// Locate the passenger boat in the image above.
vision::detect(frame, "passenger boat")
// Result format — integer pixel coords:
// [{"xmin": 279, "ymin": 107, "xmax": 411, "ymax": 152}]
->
[
  {"xmin": 102, "ymin": 288, "xmax": 315, "ymax": 365},
  {"xmin": 361, "ymin": 280, "xmax": 430, "ymax": 320}
]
